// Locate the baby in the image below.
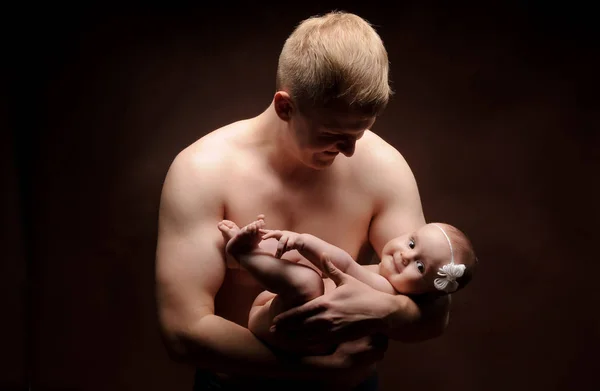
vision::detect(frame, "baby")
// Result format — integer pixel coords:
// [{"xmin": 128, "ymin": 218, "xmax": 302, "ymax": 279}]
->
[{"xmin": 217, "ymin": 216, "xmax": 477, "ymax": 354}]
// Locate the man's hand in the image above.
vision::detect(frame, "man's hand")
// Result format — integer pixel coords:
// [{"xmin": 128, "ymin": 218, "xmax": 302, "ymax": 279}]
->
[
  {"xmin": 301, "ymin": 333, "xmax": 388, "ymax": 388},
  {"xmin": 272, "ymin": 256, "xmax": 395, "ymax": 346}
]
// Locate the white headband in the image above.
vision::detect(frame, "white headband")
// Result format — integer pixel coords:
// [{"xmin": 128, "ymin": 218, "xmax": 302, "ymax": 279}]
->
[{"xmin": 432, "ymin": 224, "xmax": 466, "ymax": 293}]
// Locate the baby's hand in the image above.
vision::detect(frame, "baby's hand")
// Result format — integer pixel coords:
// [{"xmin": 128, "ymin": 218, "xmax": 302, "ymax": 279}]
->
[{"xmin": 260, "ymin": 229, "xmax": 304, "ymax": 258}]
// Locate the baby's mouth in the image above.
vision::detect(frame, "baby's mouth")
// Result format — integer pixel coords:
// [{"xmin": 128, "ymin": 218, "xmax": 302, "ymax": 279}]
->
[{"xmin": 392, "ymin": 252, "xmax": 403, "ymax": 273}]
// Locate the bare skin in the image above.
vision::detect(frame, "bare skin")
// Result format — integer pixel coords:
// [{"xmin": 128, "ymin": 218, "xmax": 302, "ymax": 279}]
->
[
  {"xmin": 155, "ymin": 98, "xmax": 450, "ymax": 388},
  {"xmin": 218, "ymin": 217, "xmax": 331, "ymax": 355},
  {"xmin": 219, "ymin": 219, "xmax": 464, "ymax": 358},
  {"xmin": 259, "ymin": 223, "xmax": 471, "ymax": 298}
]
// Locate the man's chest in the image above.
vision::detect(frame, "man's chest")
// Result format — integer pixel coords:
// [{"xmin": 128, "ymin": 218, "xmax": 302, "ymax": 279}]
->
[{"xmin": 223, "ymin": 172, "xmax": 375, "ymax": 261}]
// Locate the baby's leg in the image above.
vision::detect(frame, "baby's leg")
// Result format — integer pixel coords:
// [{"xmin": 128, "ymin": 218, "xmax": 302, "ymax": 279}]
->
[
  {"xmin": 245, "ymin": 264, "xmax": 325, "ymax": 354},
  {"xmin": 219, "ymin": 218, "xmax": 325, "ymax": 309},
  {"xmin": 219, "ymin": 219, "xmax": 326, "ymax": 352},
  {"xmin": 248, "ymin": 280, "xmax": 337, "ymax": 355}
]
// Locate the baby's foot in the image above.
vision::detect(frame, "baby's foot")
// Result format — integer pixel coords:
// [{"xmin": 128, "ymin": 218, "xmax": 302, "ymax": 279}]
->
[
  {"xmin": 225, "ymin": 218, "xmax": 266, "ymax": 256},
  {"xmin": 217, "ymin": 220, "xmax": 241, "ymax": 242}
]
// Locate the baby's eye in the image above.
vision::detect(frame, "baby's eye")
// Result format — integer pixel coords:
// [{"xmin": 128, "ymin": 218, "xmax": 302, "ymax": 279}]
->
[
  {"xmin": 416, "ymin": 261, "xmax": 425, "ymax": 274},
  {"xmin": 408, "ymin": 239, "xmax": 415, "ymax": 249}
]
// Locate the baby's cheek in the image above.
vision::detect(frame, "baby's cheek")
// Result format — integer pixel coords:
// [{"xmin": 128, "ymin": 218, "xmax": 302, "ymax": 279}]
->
[{"xmin": 390, "ymin": 275, "xmax": 408, "ymax": 293}]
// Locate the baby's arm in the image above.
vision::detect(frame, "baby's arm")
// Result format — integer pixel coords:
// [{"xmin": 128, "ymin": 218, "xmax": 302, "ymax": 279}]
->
[
  {"xmin": 261, "ymin": 229, "xmax": 352, "ymax": 271},
  {"xmin": 261, "ymin": 230, "xmax": 395, "ymax": 295}
]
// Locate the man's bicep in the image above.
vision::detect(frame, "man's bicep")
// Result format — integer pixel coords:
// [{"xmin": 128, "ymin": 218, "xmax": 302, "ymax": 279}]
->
[
  {"xmin": 369, "ymin": 150, "xmax": 425, "ymax": 257},
  {"xmin": 387, "ymin": 294, "xmax": 450, "ymax": 342},
  {"xmin": 155, "ymin": 153, "xmax": 227, "ymax": 349},
  {"xmin": 156, "ymin": 222, "xmax": 226, "ymax": 326},
  {"xmin": 413, "ymin": 294, "xmax": 451, "ymax": 341}
]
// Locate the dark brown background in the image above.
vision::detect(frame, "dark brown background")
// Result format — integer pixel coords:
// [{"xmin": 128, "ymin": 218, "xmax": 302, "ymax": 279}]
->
[{"xmin": 4, "ymin": 2, "xmax": 598, "ymax": 390}]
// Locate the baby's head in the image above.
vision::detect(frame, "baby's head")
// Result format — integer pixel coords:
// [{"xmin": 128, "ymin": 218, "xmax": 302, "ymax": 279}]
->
[{"xmin": 379, "ymin": 223, "xmax": 477, "ymax": 296}]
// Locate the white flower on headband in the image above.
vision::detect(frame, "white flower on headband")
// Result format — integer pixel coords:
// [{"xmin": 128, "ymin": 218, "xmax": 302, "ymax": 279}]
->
[
  {"xmin": 434, "ymin": 263, "xmax": 466, "ymax": 293},
  {"xmin": 432, "ymin": 224, "xmax": 466, "ymax": 294}
]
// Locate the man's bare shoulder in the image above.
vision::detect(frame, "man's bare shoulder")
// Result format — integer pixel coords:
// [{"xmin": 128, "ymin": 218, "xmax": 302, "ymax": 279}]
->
[
  {"xmin": 350, "ymin": 130, "xmax": 413, "ymax": 186},
  {"xmin": 356, "ymin": 131, "xmax": 409, "ymax": 166},
  {"xmin": 182, "ymin": 121, "xmax": 249, "ymax": 164},
  {"xmin": 170, "ymin": 120, "xmax": 251, "ymax": 178},
  {"xmin": 163, "ymin": 120, "xmax": 252, "ymax": 205}
]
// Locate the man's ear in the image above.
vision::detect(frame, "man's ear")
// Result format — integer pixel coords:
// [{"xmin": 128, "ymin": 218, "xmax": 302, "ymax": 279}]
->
[{"xmin": 274, "ymin": 91, "xmax": 294, "ymax": 121}]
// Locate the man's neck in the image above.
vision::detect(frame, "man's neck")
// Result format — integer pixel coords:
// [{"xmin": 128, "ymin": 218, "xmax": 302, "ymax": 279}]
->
[{"xmin": 253, "ymin": 104, "xmax": 325, "ymax": 184}]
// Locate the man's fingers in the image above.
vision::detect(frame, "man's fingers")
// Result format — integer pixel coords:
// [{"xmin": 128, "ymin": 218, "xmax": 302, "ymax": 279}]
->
[
  {"xmin": 272, "ymin": 301, "xmax": 324, "ymax": 326},
  {"xmin": 351, "ymin": 345, "xmax": 385, "ymax": 366},
  {"xmin": 339, "ymin": 335, "xmax": 388, "ymax": 366}
]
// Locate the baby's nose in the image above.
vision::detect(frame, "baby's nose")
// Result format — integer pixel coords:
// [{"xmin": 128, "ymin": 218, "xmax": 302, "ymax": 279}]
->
[{"xmin": 400, "ymin": 252, "xmax": 410, "ymax": 266}]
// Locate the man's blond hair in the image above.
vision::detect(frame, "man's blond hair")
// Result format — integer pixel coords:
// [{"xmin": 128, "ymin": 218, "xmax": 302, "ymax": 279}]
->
[{"xmin": 276, "ymin": 11, "xmax": 392, "ymax": 116}]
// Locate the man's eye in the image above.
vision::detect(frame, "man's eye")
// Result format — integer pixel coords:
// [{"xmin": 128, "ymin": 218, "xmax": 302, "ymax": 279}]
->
[
  {"xmin": 408, "ymin": 240, "xmax": 415, "ymax": 249},
  {"xmin": 416, "ymin": 261, "xmax": 425, "ymax": 274}
]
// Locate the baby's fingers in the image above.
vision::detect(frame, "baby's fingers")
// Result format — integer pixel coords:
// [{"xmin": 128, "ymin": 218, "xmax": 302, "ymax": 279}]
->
[
  {"xmin": 260, "ymin": 229, "xmax": 281, "ymax": 240},
  {"xmin": 275, "ymin": 235, "xmax": 289, "ymax": 258}
]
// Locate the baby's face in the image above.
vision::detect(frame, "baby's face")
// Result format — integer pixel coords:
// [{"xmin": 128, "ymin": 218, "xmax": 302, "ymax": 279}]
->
[{"xmin": 379, "ymin": 224, "xmax": 452, "ymax": 294}]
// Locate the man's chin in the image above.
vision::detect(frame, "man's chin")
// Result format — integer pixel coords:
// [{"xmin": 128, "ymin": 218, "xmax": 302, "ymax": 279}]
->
[{"xmin": 312, "ymin": 154, "xmax": 337, "ymax": 168}]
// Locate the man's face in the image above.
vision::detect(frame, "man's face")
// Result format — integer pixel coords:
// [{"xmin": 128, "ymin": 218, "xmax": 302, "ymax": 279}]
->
[{"xmin": 288, "ymin": 105, "xmax": 376, "ymax": 169}]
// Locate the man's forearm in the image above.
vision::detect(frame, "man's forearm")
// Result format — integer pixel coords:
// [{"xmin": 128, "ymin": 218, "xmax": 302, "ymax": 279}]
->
[
  {"xmin": 174, "ymin": 313, "xmax": 333, "ymax": 380},
  {"xmin": 381, "ymin": 293, "xmax": 449, "ymax": 343}
]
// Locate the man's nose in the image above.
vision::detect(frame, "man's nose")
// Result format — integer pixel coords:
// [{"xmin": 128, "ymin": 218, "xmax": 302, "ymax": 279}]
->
[{"xmin": 337, "ymin": 140, "xmax": 356, "ymax": 157}]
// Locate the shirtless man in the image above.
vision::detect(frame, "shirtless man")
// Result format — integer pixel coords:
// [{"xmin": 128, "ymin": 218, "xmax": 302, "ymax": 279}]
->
[{"xmin": 155, "ymin": 11, "xmax": 450, "ymax": 391}]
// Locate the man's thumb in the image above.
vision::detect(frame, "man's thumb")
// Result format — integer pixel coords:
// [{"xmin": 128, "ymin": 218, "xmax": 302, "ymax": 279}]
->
[{"xmin": 321, "ymin": 254, "xmax": 345, "ymax": 286}]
